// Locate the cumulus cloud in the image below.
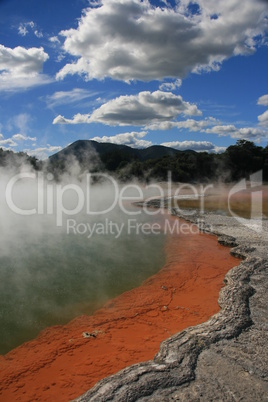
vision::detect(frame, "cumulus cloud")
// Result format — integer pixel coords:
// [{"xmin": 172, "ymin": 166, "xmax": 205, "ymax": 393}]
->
[
  {"xmin": 257, "ymin": 94, "xmax": 268, "ymax": 126},
  {"xmin": 56, "ymin": 0, "xmax": 268, "ymax": 82},
  {"xmin": 205, "ymin": 124, "xmax": 268, "ymax": 139},
  {"xmin": 161, "ymin": 140, "xmax": 225, "ymax": 153},
  {"xmin": 258, "ymin": 110, "xmax": 268, "ymax": 126},
  {"xmin": 159, "ymin": 79, "xmax": 182, "ymax": 92},
  {"xmin": 45, "ymin": 88, "xmax": 98, "ymax": 107},
  {"xmin": 49, "ymin": 36, "xmax": 60, "ymax": 44},
  {"xmin": 146, "ymin": 118, "xmax": 215, "ymax": 131},
  {"xmin": 53, "ymin": 90, "xmax": 201, "ymax": 126},
  {"xmin": 0, "ymin": 132, "xmax": 36, "ymax": 150},
  {"xmin": 53, "ymin": 115, "xmax": 70, "ymax": 124},
  {"xmin": 12, "ymin": 134, "xmax": 36, "ymax": 142},
  {"xmin": 257, "ymin": 94, "xmax": 268, "ymax": 106},
  {"xmin": 91, "ymin": 131, "xmax": 152, "ymax": 148},
  {"xmin": 0, "ymin": 138, "xmax": 17, "ymax": 148},
  {"xmin": 91, "ymin": 133, "xmax": 225, "ymax": 152},
  {"xmin": 89, "ymin": 91, "xmax": 202, "ymax": 125},
  {"xmin": 0, "ymin": 44, "xmax": 51, "ymax": 91}
]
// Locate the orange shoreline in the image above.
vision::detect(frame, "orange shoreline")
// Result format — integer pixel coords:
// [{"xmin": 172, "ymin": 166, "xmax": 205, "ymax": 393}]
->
[{"xmin": 0, "ymin": 216, "xmax": 240, "ymax": 402}]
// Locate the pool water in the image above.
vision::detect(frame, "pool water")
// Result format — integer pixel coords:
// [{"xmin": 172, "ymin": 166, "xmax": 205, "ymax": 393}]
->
[{"xmin": 0, "ymin": 211, "xmax": 166, "ymax": 355}]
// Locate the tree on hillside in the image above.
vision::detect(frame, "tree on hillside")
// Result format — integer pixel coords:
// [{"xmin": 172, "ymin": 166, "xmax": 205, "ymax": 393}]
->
[{"xmin": 224, "ymin": 140, "xmax": 264, "ymax": 180}]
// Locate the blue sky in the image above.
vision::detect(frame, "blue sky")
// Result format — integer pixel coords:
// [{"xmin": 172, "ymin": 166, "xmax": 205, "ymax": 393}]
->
[{"xmin": 0, "ymin": 0, "xmax": 267, "ymax": 159}]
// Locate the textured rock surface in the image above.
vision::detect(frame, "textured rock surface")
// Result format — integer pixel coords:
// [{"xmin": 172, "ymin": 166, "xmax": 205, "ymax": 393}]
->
[{"xmin": 74, "ymin": 208, "xmax": 268, "ymax": 402}]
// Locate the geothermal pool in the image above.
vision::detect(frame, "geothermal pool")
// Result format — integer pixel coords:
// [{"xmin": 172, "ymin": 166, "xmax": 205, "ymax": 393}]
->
[
  {"xmin": 173, "ymin": 184, "xmax": 268, "ymax": 218},
  {"xmin": 1, "ymin": 179, "xmax": 266, "ymax": 355},
  {"xmin": 0, "ymin": 211, "xmax": 166, "ymax": 355},
  {"xmin": 0, "ymin": 214, "xmax": 241, "ymax": 402}
]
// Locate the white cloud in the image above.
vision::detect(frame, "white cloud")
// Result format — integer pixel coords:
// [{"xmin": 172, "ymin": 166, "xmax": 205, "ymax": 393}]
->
[
  {"xmin": 0, "ymin": 138, "xmax": 17, "ymax": 148},
  {"xmin": 91, "ymin": 131, "xmax": 152, "ymax": 148},
  {"xmin": 88, "ymin": 0, "xmax": 102, "ymax": 7},
  {"xmin": 53, "ymin": 115, "xmax": 71, "ymax": 124},
  {"xmin": 146, "ymin": 114, "xmax": 268, "ymax": 142},
  {"xmin": 34, "ymin": 30, "xmax": 43, "ymax": 39},
  {"xmin": 206, "ymin": 124, "xmax": 268, "ymax": 140},
  {"xmin": 49, "ymin": 36, "xmax": 60, "ymax": 44},
  {"xmin": 18, "ymin": 21, "xmax": 35, "ymax": 36},
  {"xmin": 12, "ymin": 134, "xmax": 36, "ymax": 142},
  {"xmin": 257, "ymin": 94, "xmax": 268, "ymax": 106},
  {"xmin": 46, "ymin": 88, "xmax": 97, "ymax": 107},
  {"xmin": 90, "ymin": 134, "xmax": 226, "ymax": 153},
  {"xmin": 161, "ymin": 140, "xmax": 225, "ymax": 153},
  {"xmin": 159, "ymin": 79, "xmax": 182, "ymax": 92},
  {"xmin": 18, "ymin": 21, "xmax": 43, "ymax": 38},
  {"xmin": 18, "ymin": 26, "xmax": 28, "ymax": 37},
  {"xmin": 48, "ymin": 36, "xmax": 65, "ymax": 62},
  {"xmin": 53, "ymin": 90, "xmax": 201, "ymax": 126},
  {"xmin": 211, "ymin": 146, "xmax": 227, "ymax": 154},
  {"xmin": 257, "ymin": 94, "xmax": 268, "ymax": 126},
  {"xmin": 0, "ymin": 44, "xmax": 51, "ymax": 91},
  {"xmin": 258, "ymin": 110, "xmax": 268, "ymax": 126},
  {"xmin": 146, "ymin": 118, "xmax": 215, "ymax": 131},
  {"xmin": 24, "ymin": 145, "xmax": 62, "ymax": 160},
  {"xmin": 56, "ymin": 53, "xmax": 66, "ymax": 63},
  {"xmin": 0, "ymin": 132, "xmax": 36, "ymax": 150},
  {"xmin": 57, "ymin": 0, "xmax": 267, "ymax": 82}
]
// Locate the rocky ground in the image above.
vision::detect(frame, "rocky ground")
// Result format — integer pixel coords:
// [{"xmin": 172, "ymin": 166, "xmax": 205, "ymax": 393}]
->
[{"xmin": 75, "ymin": 204, "xmax": 268, "ymax": 401}]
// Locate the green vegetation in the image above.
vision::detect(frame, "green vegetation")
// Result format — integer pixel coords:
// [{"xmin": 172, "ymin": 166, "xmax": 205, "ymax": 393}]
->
[
  {"xmin": 1, "ymin": 139, "xmax": 268, "ymax": 182},
  {"xmin": 223, "ymin": 140, "xmax": 267, "ymax": 181},
  {"xmin": 117, "ymin": 140, "xmax": 268, "ymax": 182},
  {"xmin": 0, "ymin": 148, "xmax": 41, "ymax": 171}
]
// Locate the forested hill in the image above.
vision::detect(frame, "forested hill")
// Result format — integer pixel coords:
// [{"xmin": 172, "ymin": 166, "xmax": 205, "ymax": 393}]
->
[
  {"xmin": 1, "ymin": 140, "xmax": 267, "ymax": 182},
  {"xmin": 48, "ymin": 139, "xmax": 268, "ymax": 182},
  {"xmin": 49, "ymin": 140, "xmax": 182, "ymax": 163}
]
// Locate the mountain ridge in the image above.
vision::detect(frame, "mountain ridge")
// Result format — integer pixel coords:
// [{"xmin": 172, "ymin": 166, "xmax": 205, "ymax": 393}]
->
[{"xmin": 48, "ymin": 139, "xmax": 189, "ymax": 163}]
